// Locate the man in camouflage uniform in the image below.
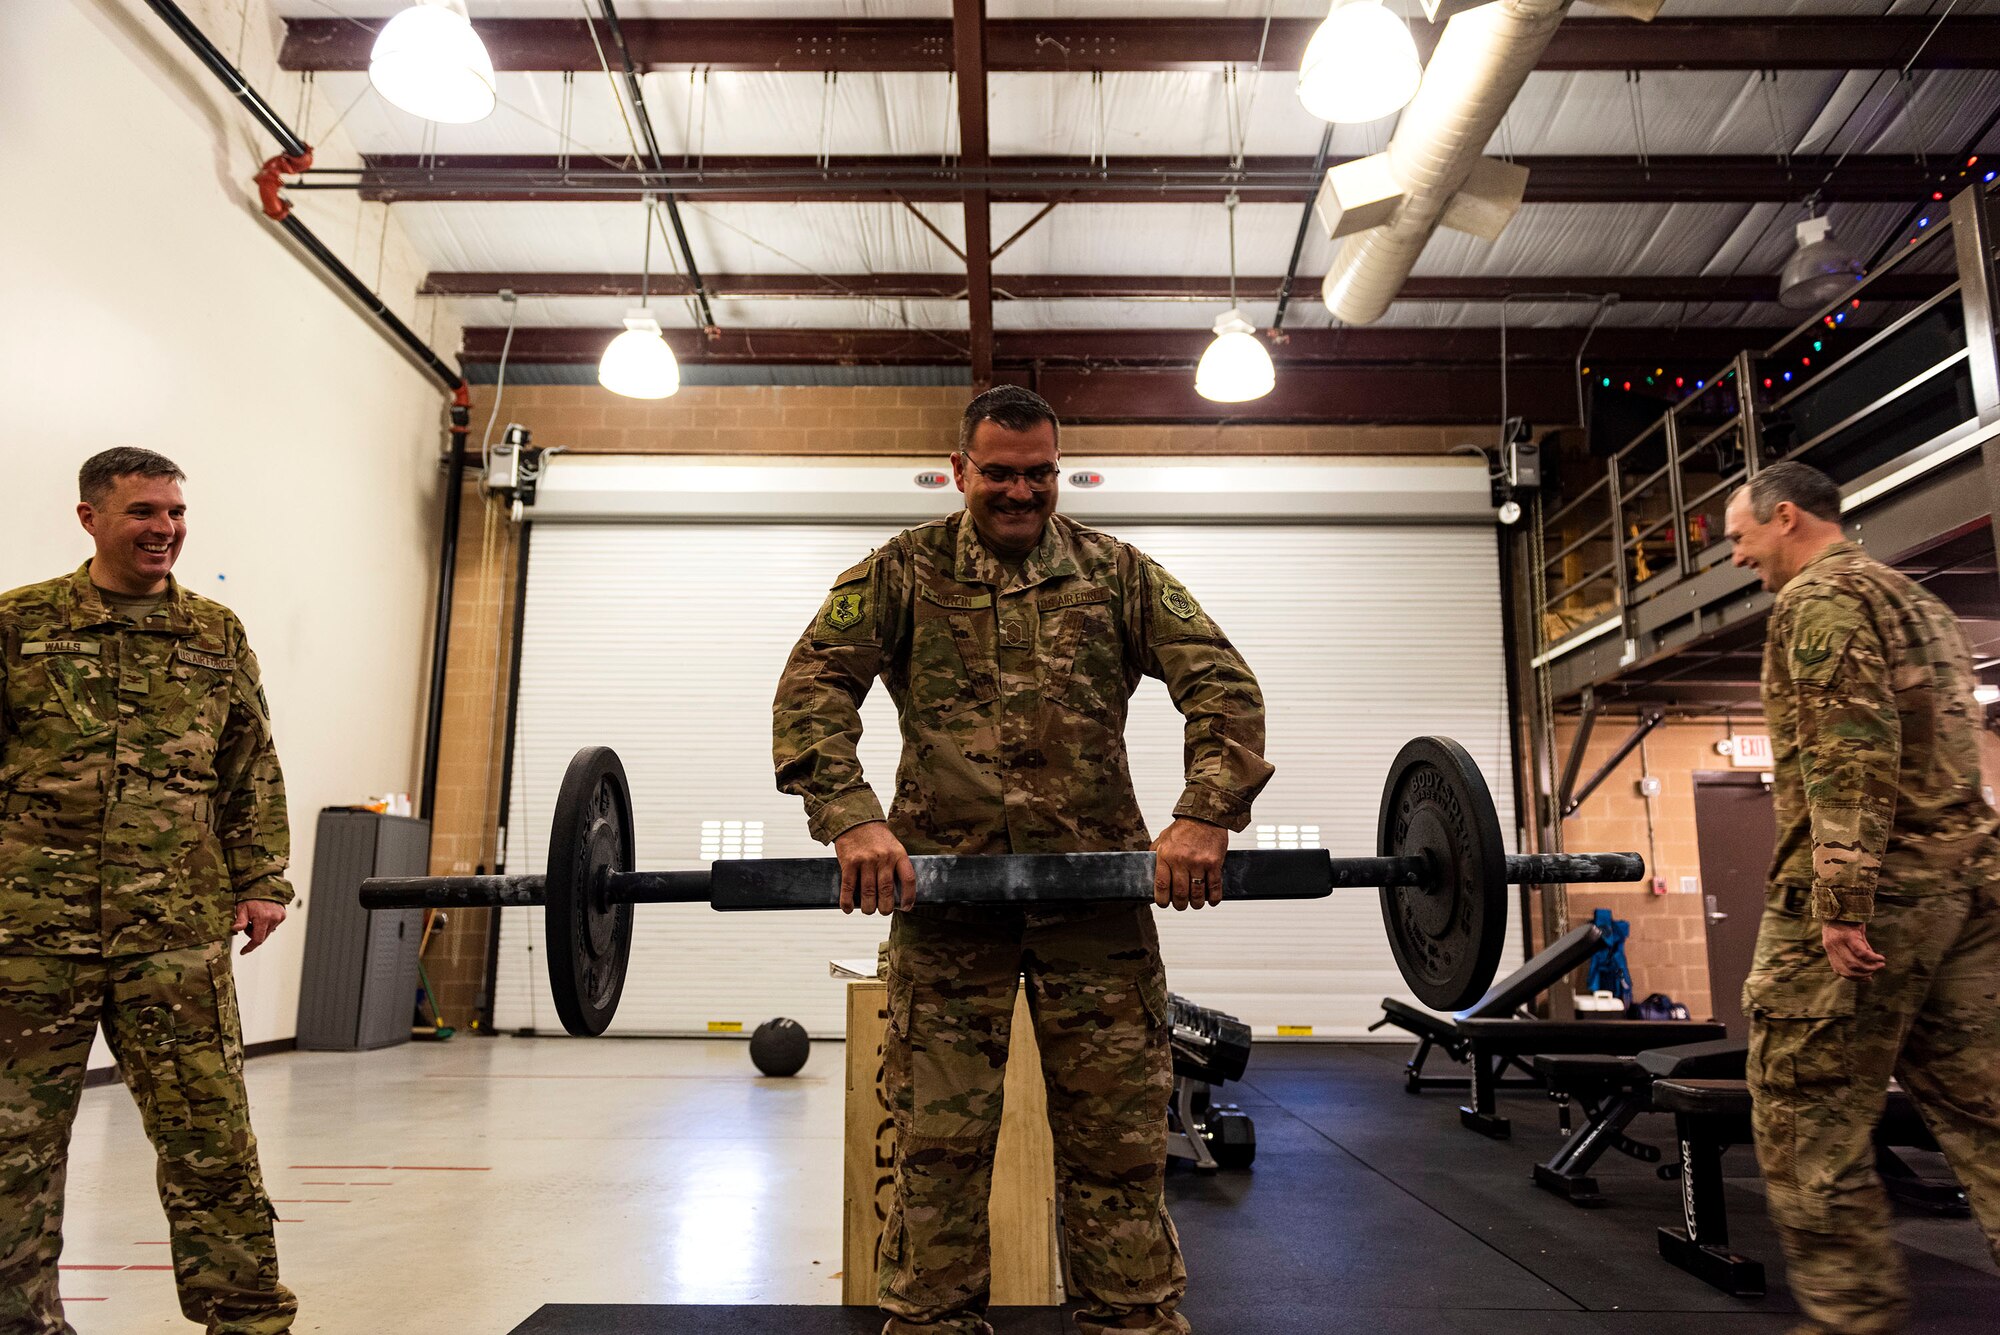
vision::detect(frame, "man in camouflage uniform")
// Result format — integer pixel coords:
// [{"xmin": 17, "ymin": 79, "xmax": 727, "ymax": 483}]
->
[
  {"xmin": 774, "ymin": 386, "xmax": 1272, "ymax": 1335},
  {"xmin": 1, "ymin": 448, "xmax": 297, "ymax": 1335},
  {"xmin": 1725, "ymin": 460, "xmax": 2000, "ymax": 1334}
]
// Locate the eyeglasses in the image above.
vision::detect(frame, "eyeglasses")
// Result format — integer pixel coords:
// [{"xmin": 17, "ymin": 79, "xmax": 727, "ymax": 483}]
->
[{"xmin": 964, "ymin": 460, "xmax": 1060, "ymax": 489}]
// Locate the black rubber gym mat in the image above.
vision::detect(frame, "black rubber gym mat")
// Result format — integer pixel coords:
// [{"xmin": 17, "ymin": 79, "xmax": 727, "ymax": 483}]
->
[
  {"xmin": 506, "ymin": 1306, "xmax": 1065, "ymax": 1333},
  {"xmin": 506, "ymin": 1044, "xmax": 2000, "ymax": 1335}
]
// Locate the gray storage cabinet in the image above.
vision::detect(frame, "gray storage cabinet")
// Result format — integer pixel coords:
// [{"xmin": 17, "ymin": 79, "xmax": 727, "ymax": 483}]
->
[{"xmin": 296, "ymin": 810, "xmax": 431, "ymax": 1050}]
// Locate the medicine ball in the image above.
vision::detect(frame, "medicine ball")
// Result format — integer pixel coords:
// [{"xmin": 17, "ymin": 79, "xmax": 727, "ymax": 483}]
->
[{"xmin": 750, "ymin": 1017, "xmax": 811, "ymax": 1077}]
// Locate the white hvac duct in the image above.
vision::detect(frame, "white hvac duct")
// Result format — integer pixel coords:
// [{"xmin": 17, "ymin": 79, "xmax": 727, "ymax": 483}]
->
[{"xmin": 1320, "ymin": 0, "xmax": 1659, "ymax": 326}]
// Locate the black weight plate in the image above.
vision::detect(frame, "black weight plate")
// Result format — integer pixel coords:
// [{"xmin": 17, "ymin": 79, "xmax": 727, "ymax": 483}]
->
[
  {"xmin": 545, "ymin": 746, "xmax": 636, "ymax": 1036},
  {"xmin": 1377, "ymin": 736, "xmax": 1508, "ymax": 1012}
]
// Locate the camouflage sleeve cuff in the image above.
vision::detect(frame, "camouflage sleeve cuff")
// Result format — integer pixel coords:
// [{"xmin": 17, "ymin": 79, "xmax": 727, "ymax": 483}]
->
[
  {"xmin": 1173, "ymin": 785, "xmax": 1253, "ymax": 833},
  {"xmin": 232, "ymin": 873, "xmax": 295, "ymax": 906},
  {"xmin": 1810, "ymin": 882, "xmax": 1874, "ymax": 923},
  {"xmin": 807, "ymin": 788, "xmax": 888, "ymax": 845}
]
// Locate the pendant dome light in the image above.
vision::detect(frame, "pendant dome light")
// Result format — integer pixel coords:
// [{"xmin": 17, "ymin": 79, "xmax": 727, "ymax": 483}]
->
[
  {"xmin": 1778, "ymin": 214, "xmax": 1866, "ymax": 311},
  {"xmin": 1196, "ymin": 198, "xmax": 1276, "ymax": 404},
  {"xmin": 1196, "ymin": 310, "xmax": 1277, "ymax": 403},
  {"xmin": 369, "ymin": 0, "xmax": 498, "ymax": 125},
  {"xmin": 1297, "ymin": 0, "xmax": 1423, "ymax": 125},
  {"xmin": 598, "ymin": 199, "xmax": 682, "ymax": 399}
]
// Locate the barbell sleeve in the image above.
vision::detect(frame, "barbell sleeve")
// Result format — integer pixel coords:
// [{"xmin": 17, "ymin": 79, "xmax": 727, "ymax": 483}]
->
[
  {"xmin": 360, "ymin": 875, "xmax": 549, "ymax": 909},
  {"xmin": 1506, "ymin": 852, "xmax": 1646, "ymax": 884}
]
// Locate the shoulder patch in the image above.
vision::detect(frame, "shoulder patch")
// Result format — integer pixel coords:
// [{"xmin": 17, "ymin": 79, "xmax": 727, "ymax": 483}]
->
[
  {"xmin": 1161, "ymin": 584, "xmax": 1199, "ymax": 621},
  {"xmin": 1786, "ymin": 593, "xmax": 1864, "ymax": 686},
  {"xmin": 824, "ymin": 588, "xmax": 867, "ymax": 632}
]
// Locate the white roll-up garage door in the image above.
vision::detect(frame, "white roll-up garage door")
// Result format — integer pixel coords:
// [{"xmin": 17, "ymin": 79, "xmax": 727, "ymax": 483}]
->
[{"xmin": 494, "ymin": 458, "xmax": 1517, "ymax": 1038}]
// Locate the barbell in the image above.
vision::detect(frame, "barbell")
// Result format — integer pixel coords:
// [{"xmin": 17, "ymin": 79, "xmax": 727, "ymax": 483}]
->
[{"xmin": 359, "ymin": 736, "xmax": 1642, "ymax": 1035}]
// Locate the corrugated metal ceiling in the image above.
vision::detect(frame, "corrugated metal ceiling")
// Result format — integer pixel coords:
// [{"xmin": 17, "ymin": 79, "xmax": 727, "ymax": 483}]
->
[{"xmin": 271, "ymin": 1, "xmax": 2000, "ymax": 351}]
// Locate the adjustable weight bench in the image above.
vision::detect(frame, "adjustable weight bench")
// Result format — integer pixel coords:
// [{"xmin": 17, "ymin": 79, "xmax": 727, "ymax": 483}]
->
[
  {"xmin": 1453, "ymin": 1014, "xmax": 1727, "ymax": 1137},
  {"xmin": 1369, "ymin": 921, "xmax": 1606, "ymax": 1094},
  {"xmin": 1650, "ymin": 1077, "xmax": 1967, "ymax": 1297},
  {"xmin": 1531, "ymin": 1039, "xmax": 1747, "ymax": 1204}
]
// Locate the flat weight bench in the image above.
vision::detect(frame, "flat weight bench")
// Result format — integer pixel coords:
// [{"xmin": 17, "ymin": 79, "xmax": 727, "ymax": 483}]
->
[
  {"xmin": 1650, "ymin": 1078, "xmax": 1968, "ymax": 1298},
  {"xmin": 1453, "ymin": 1016, "xmax": 1727, "ymax": 1138},
  {"xmin": 1531, "ymin": 1040, "xmax": 1747, "ymax": 1204},
  {"xmin": 1369, "ymin": 922, "xmax": 1606, "ymax": 1094}
]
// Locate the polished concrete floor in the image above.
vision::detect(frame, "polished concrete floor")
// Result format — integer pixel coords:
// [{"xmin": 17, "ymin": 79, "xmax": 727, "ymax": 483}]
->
[{"xmin": 53, "ymin": 1038, "xmax": 2000, "ymax": 1334}]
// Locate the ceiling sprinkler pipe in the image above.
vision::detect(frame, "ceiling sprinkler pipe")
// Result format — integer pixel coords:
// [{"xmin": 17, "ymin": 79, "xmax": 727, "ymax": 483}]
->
[{"xmin": 1324, "ymin": 0, "xmax": 1568, "ymax": 326}]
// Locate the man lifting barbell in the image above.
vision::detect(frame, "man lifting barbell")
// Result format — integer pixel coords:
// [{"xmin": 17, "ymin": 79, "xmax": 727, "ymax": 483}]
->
[
  {"xmin": 773, "ymin": 385, "xmax": 1270, "ymax": 1335},
  {"xmin": 353, "ymin": 394, "xmax": 1644, "ymax": 1325}
]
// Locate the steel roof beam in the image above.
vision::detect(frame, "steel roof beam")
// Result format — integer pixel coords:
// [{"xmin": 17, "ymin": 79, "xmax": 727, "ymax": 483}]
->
[
  {"xmin": 280, "ymin": 17, "xmax": 2000, "ymax": 74},
  {"xmin": 460, "ymin": 325, "xmax": 1792, "ymax": 366},
  {"xmin": 320, "ymin": 154, "xmax": 1951, "ymax": 205},
  {"xmin": 425, "ymin": 271, "xmax": 1950, "ymax": 304}
]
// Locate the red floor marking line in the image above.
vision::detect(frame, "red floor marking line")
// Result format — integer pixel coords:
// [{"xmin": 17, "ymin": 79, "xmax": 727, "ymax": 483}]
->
[
  {"xmin": 63, "ymin": 1297, "xmax": 108, "ymax": 1301},
  {"xmin": 387, "ymin": 1165, "xmax": 491, "ymax": 1171},
  {"xmin": 127, "ymin": 1265, "xmax": 172, "ymax": 1271},
  {"xmin": 60, "ymin": 1265, "xmax": 125, "ymax": 1271},
  {"xmin": 133, "ymin": 1241, "xmax": 169, "ymax": 1246},
  {"xmin": 289, "ymin": 1164, "xmax": 388, "ymax": 1170},
  {"xmin": 300, "ymin": 1181, "xmax": 347, "ymax": 1186}
]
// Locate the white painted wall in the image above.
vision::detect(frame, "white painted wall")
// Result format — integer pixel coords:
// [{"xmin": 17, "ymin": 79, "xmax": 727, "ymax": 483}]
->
[{"xmin": 0, "ymin": 1, "xmax": 460, "ymax": 1052}]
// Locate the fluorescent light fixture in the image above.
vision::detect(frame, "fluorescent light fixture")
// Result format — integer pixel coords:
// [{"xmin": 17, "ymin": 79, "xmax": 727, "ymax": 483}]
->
[
  {"xmin": 1297, "ymin": 1, "xmax": 1423, "ymax": 125},
  {"xmin": 1195, "ymin": 310, "xmax": 1276, "ymax": 403},
  {"xmin": 598, "ymin": 310, "xmax": 681, "ymax": 399},
  {"xmin": 369, "ymin": 0, "xmax": 497, "ymax": 124}
]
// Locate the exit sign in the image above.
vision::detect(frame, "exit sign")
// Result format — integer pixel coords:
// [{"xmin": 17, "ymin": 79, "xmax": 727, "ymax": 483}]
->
[{"xmin": 1731, "ymin": 734, "xmax": 1773, "ymax": 769}]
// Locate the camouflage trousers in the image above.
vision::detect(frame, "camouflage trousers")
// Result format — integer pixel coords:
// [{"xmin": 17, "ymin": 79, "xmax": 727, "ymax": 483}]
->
[
  {"xmin": 1745, "ymin": 878, "xmax": 2000, "ymax": 1335},
  {"xmin": 0, "ymin": 943, "xmax": 295, "ymax": 1335},
  {"xmin": 878, "ymin": 903, "xmax": 1187, "ymax": 1335}
]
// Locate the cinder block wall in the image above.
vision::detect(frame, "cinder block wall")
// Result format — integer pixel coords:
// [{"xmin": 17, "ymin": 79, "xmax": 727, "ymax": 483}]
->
[
  {"xmin": 1552, "ymin": 718, "xmax": 1729, "ymax": 1014},
  {"xmin": 415, "ymin": 382, "xmax": 1508, "ymax": 1027},
  {"xmin": 468, "ymin": 383, "xmax": 1495, "ymax": 457}
]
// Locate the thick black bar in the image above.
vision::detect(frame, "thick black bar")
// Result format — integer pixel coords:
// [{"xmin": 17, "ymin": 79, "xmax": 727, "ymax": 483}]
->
[
  {"xmin": 144, "ymin": 1, "xmax": 464, "ymax": 393},
  {"xmin": 1269, "ymin": 122, "xmax": 1336, "ymax": 334},
  {"xmin": 712, "ymin": 849, "xmax": 1335, "ymax": 910},
  {"xmin": 364, "ymin": 876, "xmax": 548, "ymax": 909},
  {"xmin": 1554, "ymin": 688, "xmax": 1597, "ymax": 819},
  {"xmin": 606, "ymin": 870, "xmax": 716, "ymax": 903},
  {"xmin": 1509, "ymin": 852, "xmax": 1645, "ymax": 884},
  {"xmin": 360, "ymin": 845, "xmax": 1647, "ymax": 911},
  {"xmin": 597, "ymin": 0, "xmax": 717, "ymax": 330},
  {"xmin": 482, "ymin": 519, "xmax": 535, "ymax": 1033},
  {"xmin": 144, "ymin": 0, "xmax": 309, "ymax": 158},
  {"xmin": 1562, "ymin": 708, "xmax": 1664, "ymax": 817},
  {"xmin": 274, "ymin": 216, "xmax": 464, "ymax": 392},
  {"xmin": 418, "ymin": 411, "xmax": 467, "ymax": 822}
]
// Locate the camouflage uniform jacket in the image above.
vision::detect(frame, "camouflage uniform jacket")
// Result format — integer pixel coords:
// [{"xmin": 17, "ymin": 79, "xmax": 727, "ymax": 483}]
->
[
  {"xmin": 0, "ymin": 564, "xmax": 293, "ymax": 957},
  {"xmin": 1761, "ymin": 539, "xmax": 1998, "ymax": 923},
  {"xmin": 774, "ymin": 511, "xmax": 1274, "ymax": 854}
]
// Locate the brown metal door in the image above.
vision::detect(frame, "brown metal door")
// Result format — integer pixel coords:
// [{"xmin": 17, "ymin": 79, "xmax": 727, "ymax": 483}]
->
[{"xmin": 1692, "ymin": 770, "xmax": 1777, "ymax": 1039}]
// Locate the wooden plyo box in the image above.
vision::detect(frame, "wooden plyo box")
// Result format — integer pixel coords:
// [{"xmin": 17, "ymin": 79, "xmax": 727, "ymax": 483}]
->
[{"xmin": 842, "ymin": 979, "xmax": 1063, "ymax": 1307}]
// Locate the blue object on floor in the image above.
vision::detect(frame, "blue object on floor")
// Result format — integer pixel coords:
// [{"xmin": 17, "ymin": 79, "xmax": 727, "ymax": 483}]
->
[{"xmin": 1587, "ymin": 907, "xmax": 1633, "ymax": 1002}]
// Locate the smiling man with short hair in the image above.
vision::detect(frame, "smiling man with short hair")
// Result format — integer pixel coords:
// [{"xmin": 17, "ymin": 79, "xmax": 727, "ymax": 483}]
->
[
  {"xmin": 774, "ymin": 385, "xmax": 1273, "ymax": 1335},
  {"xmin": 1724, "ymin": 460, "xmax": 2000, "ymax": 1334},
  {"xmin": 0, "ymin": 447, "xmax": 297, "ymax": 1335}
]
